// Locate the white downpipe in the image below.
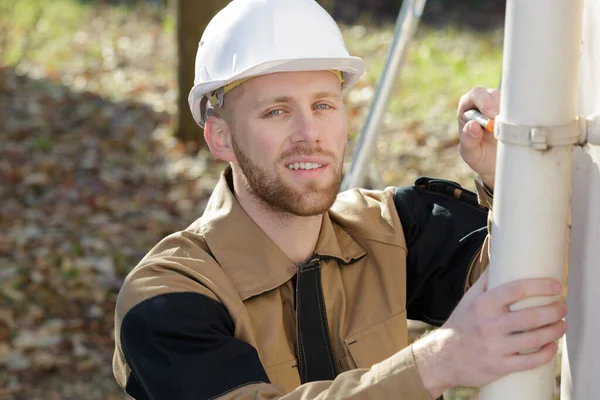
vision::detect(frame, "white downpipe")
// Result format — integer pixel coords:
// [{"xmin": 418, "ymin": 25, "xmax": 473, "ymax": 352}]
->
[{"xmin": 479, "ymin": 0, "xmax": 584, "ymax": 399}]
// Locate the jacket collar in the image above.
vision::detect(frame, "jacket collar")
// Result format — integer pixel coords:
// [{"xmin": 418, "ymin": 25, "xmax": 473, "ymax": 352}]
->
[{"xmin": 198, "ymin": 167, "xmax": 366, "ymax": 300}]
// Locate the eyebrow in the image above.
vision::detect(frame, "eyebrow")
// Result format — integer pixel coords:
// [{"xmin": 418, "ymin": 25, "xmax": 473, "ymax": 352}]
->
[
  {"xmin": 253, "ymin": 96, "xmax": 293, "ymax": 110},
  {"xmin": 313, "ymin": 91, "xmax": 342, "ymax": 101},
  {"xmin": 252, "ymin": 91, "xmax": 342, "ymax": 110}
]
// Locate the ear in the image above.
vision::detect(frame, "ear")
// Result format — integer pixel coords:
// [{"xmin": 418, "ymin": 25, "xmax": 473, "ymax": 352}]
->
[{"xmin": 204, "ymin": 115, "xmax": 237, "ymax": 163}]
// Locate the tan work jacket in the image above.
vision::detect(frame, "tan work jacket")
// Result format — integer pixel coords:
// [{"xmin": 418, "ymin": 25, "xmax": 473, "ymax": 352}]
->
[{"xmin": 113, "ymin": 167, "xmax": 492, "ymax": 399}]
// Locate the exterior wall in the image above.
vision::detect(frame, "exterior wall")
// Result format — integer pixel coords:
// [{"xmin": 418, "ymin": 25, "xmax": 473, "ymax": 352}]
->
[{"xmin": 561, "ymin": 1, "xmax": 600, "ymax": 398}]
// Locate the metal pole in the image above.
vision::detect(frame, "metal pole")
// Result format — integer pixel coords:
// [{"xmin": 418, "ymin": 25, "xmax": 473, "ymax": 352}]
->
[{"xmin": 341, "ymin": 0, "xmax": 427, "ymax": 190}]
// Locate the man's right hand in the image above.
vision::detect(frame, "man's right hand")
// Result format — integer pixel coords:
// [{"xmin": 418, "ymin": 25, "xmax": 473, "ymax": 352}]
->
[{"xmin": 412, "ymin": 269, "xmax": 568, "ymax": 398}]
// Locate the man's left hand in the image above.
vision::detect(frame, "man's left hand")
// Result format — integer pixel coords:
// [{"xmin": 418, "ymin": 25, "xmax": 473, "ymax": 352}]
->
[{"xmin": 457, "ymin": 87, "xmax": 500, "ymax": 190}]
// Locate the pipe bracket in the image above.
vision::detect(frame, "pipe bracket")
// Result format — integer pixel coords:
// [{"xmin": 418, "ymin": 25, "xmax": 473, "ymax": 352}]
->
[
  {"xmin": 495, "ymin": 115, "xmax": 600, "ymax": 149},
  {"xmin": 494, "ymin": 119, "xmax": 580, "ymax": 150}
]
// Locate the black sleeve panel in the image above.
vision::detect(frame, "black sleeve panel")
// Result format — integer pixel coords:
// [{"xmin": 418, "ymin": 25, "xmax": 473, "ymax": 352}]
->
[
  {"xmin": 120, "ymin": 292, "xmax": 270, "ymax": 400},
  {"xmin": 394, "ymin": 178, "xmax": 488, "ymax": 326}
]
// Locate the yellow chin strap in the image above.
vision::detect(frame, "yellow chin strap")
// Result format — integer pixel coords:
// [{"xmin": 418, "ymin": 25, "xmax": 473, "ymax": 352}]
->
[{"xmin": 207, "ymin": 70, "xmax": 344, "ymax": 107}]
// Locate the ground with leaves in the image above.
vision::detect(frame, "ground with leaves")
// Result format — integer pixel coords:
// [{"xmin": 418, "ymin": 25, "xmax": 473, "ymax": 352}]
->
[{"xmin": 1, "ymin": 1, "xmax": 510, "ymax": 399}]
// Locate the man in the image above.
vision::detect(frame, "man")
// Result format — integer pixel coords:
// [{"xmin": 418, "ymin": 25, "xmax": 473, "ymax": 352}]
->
[{"xmin": 112, "ymin": 0, "xmax": 567, "ymax": 398}]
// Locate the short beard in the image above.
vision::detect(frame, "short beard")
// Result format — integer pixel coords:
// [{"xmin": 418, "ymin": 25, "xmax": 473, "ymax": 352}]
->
[{"xmin": 231, "ymin": 137, "xmax": 343, "ymax": 218}]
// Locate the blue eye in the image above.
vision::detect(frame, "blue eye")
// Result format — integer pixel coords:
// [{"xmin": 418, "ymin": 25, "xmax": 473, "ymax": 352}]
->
[
  {"xmin": 315, "ymin": 103, "xmax": 331, "ymax": 110},
  {"xmin": 268, "ymin": 109, "xmax": 284, "ymax": 116}
]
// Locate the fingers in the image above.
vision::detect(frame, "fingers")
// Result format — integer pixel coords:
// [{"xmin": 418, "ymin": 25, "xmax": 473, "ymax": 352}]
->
[
  {"xmin": 482, "ymin": 278, "xmax": 562, "ymax": 311},
  {"xmin": 489, "ymin": 88, "xmax": 501, "ymax": 105},
  {"xmin": 500, "ymin": 302, "xmax": 567, "ymax": 334},
  {"xmin": 503, "ymin": 320, "xmax": 567, "ymax": 355},
  {"xmin": 503, "ymin": 340, "xmax": 561, "ymax": 373},
  {"xmin": 458, "ymin": 86, "xmax": 500, "ymax": 122},
  {"xmin": 460, "ymin": 120, "xmax": 485, "ymax": 152}
]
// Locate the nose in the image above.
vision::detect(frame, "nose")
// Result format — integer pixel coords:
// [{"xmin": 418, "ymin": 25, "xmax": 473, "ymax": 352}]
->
[{"xmin": 290, "ymin": 108, "xmax": 321, "ymax": 144}]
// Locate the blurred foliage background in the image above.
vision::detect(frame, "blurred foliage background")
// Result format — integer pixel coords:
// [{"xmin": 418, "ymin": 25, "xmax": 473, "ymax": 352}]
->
[{"xmin": 0, "ymin": 0, "xmax": 533, "ymax": 399}]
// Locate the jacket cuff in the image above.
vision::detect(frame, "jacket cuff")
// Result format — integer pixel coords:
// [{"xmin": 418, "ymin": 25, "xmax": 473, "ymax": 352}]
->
[
  {"xmin": 376, "ymin": 345, "xmax": 431, "ymax": 400},
  {"xmin": 464, "ymin": 177, "xmax": 494, "ymax": 292},
  {"xmin": 474, "ymin": 177, "xmax": 494, "ymax": 209}
]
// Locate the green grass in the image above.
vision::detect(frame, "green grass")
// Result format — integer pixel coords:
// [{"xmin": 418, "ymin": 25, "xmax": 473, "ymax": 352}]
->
[
  {"xmin": 0, "ymin": 0, "xmax": 89, "ymax": 66},
  {"xmin": 339, "ymin": 22, "xmax": 503, "ymax": 188},
  {"xmin": 0, "ymin": 0, "xmax": 176, "ymax": 108},
  {"xmin": 342, "ymin": 22, "xmax": 503, "ymax": 134}
]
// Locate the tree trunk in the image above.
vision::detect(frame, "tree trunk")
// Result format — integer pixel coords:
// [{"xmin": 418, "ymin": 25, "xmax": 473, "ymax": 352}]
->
[{"xmin": 176, "ymin": 0, "xmax": 226, "ymax": 144}]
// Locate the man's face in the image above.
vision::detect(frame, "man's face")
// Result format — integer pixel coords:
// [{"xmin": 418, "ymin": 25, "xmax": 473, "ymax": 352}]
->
[{"xmin": 224, "ymin": 71, "xmax": 347, "ymax": 217}]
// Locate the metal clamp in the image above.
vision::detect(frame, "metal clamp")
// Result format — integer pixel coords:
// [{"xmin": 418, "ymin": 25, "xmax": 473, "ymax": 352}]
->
[{"xmin": 495, "ymin": 119, "xmax": 581, "ymax": 150}]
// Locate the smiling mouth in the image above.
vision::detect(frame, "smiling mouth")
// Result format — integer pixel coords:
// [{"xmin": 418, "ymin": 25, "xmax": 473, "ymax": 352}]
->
[{"xmin": 286, "ymin": 162, "xmax": 324, "ymax": 171}]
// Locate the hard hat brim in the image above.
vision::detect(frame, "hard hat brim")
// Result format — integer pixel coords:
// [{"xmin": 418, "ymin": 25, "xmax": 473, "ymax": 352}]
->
[{"xmin": 188, "ymin": 56, "xmax": 365, "ymax": 126}]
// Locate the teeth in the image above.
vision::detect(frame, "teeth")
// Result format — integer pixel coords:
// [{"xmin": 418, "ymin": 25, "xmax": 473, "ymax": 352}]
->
[{"xmin": 286, "ymin": 162, "xmax": 322, "ymax": 170}]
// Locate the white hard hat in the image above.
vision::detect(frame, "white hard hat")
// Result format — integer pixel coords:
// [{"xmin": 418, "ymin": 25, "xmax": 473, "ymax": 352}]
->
[{"xmin": 188, "ymin": 0, "xmax": 365, "ymax": 127}]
